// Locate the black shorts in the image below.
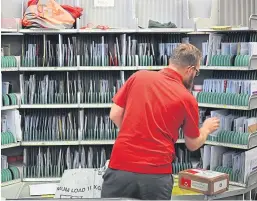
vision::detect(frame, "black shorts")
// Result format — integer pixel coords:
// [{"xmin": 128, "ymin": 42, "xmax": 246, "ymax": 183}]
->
[{"xmin": 101, "ymin": 168, "xmax": 174, "ymax": 200}]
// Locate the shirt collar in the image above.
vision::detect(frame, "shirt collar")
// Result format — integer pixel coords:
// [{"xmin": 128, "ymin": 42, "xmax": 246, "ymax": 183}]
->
[{"xmin": 160, "ymin": 68, "xmax": 183, "ymax": 83}]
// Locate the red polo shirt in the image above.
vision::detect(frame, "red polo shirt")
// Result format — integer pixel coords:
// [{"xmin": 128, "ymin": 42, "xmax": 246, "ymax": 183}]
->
[{"xmin": 109, "ymin": 68, "xmax": 200, "ymax": 174}]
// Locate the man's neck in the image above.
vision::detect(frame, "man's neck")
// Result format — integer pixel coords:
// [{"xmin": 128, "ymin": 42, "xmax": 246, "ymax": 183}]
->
[{"xmin": 167, "ymin": 64, "xmax": 184, "ymax": 77}]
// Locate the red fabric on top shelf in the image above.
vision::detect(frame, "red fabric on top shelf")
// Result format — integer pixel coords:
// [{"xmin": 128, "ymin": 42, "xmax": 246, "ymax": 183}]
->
[
  {"xmin": 27, "ymin": 0, "xmax": 38, "ymax": 7},
  {"xmin": 26, "ymin": 0, "xmax": 83, "ymax": 19},
  {"xmin": 61, "ymin": 5, "xmax": 83, "ymax": 19}
]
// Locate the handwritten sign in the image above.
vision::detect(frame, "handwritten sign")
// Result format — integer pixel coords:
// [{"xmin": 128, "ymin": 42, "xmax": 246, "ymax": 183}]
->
[
  {"xmin": 93, "ymin": 169, "xmax": 105, "ymax": 198},
  {"xmin": 54, "ymin": 168, "xmax": 106, "ymax": 199}
]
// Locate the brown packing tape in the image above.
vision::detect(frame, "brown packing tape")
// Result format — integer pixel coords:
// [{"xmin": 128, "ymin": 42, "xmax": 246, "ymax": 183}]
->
[{"xmin": 248, "ymin": 123, "xmax": 257, "ymax": 133}]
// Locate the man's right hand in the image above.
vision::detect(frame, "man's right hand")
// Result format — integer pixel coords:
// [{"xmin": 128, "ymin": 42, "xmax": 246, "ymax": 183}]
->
[{"xmin": 202, "ymin": 117, "xmax": 220, "ymax": 134}]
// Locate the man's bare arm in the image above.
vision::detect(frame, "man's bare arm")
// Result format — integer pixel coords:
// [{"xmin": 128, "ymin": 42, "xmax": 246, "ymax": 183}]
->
[
  {"xmin": 184, "ymin": 127, "xmax": 210, "ymax": 151},
  {"xmin": 110, "ymin": 104, "xmax": 125, "ymax": 129},
  {"xmin": 184, "ymin": 117, "xmax": 220, "ymax": 151}
]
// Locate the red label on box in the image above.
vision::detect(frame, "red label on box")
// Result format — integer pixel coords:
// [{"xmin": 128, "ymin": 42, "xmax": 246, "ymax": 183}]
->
[
  {"xmin": 180, "ymin": 177, "xmax": 192, "ymax": 188},
  {"xmin": 185, "ymin": 169, "xmax": 199, "ymax": 174}
]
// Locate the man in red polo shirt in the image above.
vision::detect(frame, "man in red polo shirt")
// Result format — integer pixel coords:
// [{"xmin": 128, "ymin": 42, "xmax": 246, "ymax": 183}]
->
[{"xmin": 101, "ymin": 44, "xmax": 220, "ymax": 200}]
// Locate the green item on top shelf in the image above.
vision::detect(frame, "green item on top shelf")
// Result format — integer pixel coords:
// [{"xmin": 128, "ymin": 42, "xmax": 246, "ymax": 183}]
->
[{"xmin": 148, "ymin": 20, "xmax": 177, "ymax": 28}]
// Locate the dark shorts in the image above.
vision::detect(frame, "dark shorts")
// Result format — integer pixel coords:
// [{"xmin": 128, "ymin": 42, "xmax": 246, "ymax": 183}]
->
[{"xmin": 101, "ymin": 168, "xmax": 174, "ymax": 200}]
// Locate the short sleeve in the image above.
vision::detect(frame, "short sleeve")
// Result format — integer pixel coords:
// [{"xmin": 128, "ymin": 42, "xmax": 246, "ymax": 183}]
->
[
  {"xmin": 182, "ymin": 95, "xmax": 200, "ymax": 138},
  {"xmin": 112, "ymin": 73, "xmax": 137, "ymax": 108}
]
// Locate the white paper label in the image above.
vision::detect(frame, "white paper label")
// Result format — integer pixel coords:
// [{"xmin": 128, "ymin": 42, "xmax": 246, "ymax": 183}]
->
[
  {"xmin": 251, "ymin": 81, "xmax": 257, "ymax": 95},
  {"xmin": 191, "ymin": 180, "xmax": 208, "ymax": 192},
  {"xmin": 213, "ymin": 179, "xmax": 227, "ymax": 193},
  {"xmin": 94, "ymin": 0, "xmax": 114, "ymax": 7},
  {"xmin": 194, "ymin": 170, "xmax": 226, "ymax": 178}
]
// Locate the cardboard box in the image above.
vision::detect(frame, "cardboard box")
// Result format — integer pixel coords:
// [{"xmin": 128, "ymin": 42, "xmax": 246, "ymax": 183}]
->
[{"xmin": 178, "ymin": 169, "xmax": 229, "ymax": 195}]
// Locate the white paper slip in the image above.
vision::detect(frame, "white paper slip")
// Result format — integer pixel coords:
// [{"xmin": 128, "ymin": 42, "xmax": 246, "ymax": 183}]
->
[
  {"xmin": 94, "ymin": 0, "xmax": 114, "ymax": 7},
  {"xmin": 30, "ymin": 183, "xmax": 58, "ymax": 196}
]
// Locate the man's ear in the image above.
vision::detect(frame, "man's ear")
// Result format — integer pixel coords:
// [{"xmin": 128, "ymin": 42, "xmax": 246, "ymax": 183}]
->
[{"xmin": 184, "ymin": 66, "xmax": 191, "ymax": 74}]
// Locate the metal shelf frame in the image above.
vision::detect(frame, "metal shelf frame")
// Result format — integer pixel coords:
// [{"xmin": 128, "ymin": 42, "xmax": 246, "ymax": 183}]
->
[
  {"xmin": 18, "ymin": 67, "xmax": 77, "ymax": 71},
  {"xmin": 1, "ymin": 142, "xmax": 21, "ymax": 149},
  {"xmin": 1, "ymin": 105, "xmax": 19, "ymax": 111},
  {"xmin": 177, "ymin": 138, "xmax": 257, "ymax": 150},
  {"xmin": 19, "ymin": 99, "xmax": 257, "ymax": 110},
  {"xmin": 2, "ymin": 27, "xmax": 256, "ymax": 35},
  {"xmin": 245, "ymin": 169, "xmax": 257, "ymax": 187},
  {"xmin": 19, "ymin": 29, "xmax": 77, "ymax": 35},
  {"xmin": 197, "ymin": 27, "xmax": 251, "ymax": 32},
  {"xmin": 20, "ymin": 140, "xmax": 115, "ymax": 146},
  {"xmin": 5, "ymin": 65, "xmax": 257, "ymax": 72},
  {"xmin": 18, "ymin": 137, "xmax": 257, "ymax": 150},
  {"xmin": 1, "ymin": 28, "xmax": 18, "ymax": 32},
  {"xmin": 21, "ymin": 141, "xmax": 79, "ymax": 146},
  {"xmin": 200, "ymin": 66, "xmax": 255, "ymax": 71},
  {"xmin": 199, "ymin": 95, "xmax": 257, "ymax": 110},
  {"xmin": 22, "ymin": 178, "xmax": 61, "ymax": 182},
  {"xmin": 1, "ymin": 179, "xmax": 22, "ymax": 187},
  {"xmin": 201, "ymin": 55, "xmax": 257, "ymax": 70},
  {"xmin": 19, "ymin": 103, "xmax": 112, "ymax": 109},
  {"xmin": 1, "ymin": 68, "xmax": 19, "ymax": 72},
  {"xmin": 19, "ymin": 104, "xmax": 79, "ymax": 109},
  {"xmin": 248, "ymin": 132, "xmax": 257, "ymax": 150}
]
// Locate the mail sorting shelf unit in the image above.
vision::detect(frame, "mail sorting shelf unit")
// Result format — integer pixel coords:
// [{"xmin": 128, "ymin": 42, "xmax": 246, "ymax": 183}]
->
[
  {"xmin": 13, "ymin": 28, "xmax": 254, "ymax": 185},
  {"xmin": 1, "ymin": 33, "xmax": 22, "ymax": 150},
  {"xmin": 1, "ymin": 29, "xmax": 256, "ymax": 200},
  {"xmin": 1, "ymin": 32, "xmax": 24, "ymax": 189},
  {"xmin": 0, "ymin": 32, "xmax": 254, "ymax": 155},
  {"xmin": 173, "ymin": 30, "xmax": 257, "ymax": 200},
  {"xmin": 1, "ymin": 1, "xmax": 256, "ymax": 199},
  {"xmin": 17, "ymin": 31, "xmax": 192, "ymax": 180},
  {"xmin": 6, "ymin": 32, "xmax": 163, "ymax": 185},
  {"xmin": 1, "ymin": 74, "xmax": 21, "ymax": 150},
  {"xmin": 192, "ymin": 31, "xmax": 257, "ymax": 201},
  {"xmin": 198, "ymin": 30, "xmax": 257, "ymax": 154},
  {"xmin": 1, "ymin": 77, "xmax": 21, "ymax": 150}
]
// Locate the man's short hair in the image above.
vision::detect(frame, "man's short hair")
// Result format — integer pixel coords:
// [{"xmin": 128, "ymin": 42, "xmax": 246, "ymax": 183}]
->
[{"xmin": 169, "ymin": 44, "xmax": 202, "ymax": 67}]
